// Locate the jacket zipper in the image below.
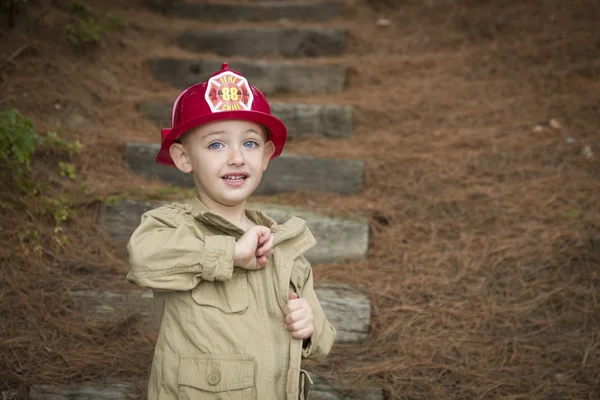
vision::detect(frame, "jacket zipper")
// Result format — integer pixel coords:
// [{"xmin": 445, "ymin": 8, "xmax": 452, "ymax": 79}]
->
[{"xmin": 261, "ymin": 262, "xmax": 284, "ymax": 392}]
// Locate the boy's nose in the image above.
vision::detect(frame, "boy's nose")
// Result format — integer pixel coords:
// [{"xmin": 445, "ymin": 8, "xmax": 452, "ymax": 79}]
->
[{"xmin": 227, "ymin": 147, "xmax": 245, "ymax": 166}]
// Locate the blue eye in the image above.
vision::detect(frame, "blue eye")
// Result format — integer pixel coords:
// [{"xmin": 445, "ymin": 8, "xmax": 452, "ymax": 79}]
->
[
  {"xmin": 208, "ymin": 142, "xmax": 224, "ymax": 150},
  {"xmin": 243, "ymin": 141, "xmax": 259, "ymax": 148}
]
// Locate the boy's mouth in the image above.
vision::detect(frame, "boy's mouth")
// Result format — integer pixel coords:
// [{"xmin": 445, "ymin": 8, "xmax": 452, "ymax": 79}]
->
[{"xmin": 222, "ymin": 173, "xmax": 248, "ymax": 182}]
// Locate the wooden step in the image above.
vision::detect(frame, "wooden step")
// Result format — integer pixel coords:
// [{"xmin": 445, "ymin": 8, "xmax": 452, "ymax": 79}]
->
[
  {"xmin": 137, "ymin": 101, "xmax": 353, "ymax": 139},
  {"xmin": 125, "ymin": 142, "xmax": 364, "ymax": 195},
  {"xmin": 102, "ymin": 199, "xmax": 368, "ymax": 264},
  {"xmin": 311, "ymin": 374, "xmax": 384, "ymax": 400},
  {"xmin": 29, "ymin": 375, "xmax": 383, "ymax": 399},
  {"xmin": 151, "ymin": 59, "xmax": 347, "ymax": 94},
  {"xmin": 29, "ymin": 382, "xmax": 133, "ymax": 399},
  {"xmin": 1, "ymin": 389, "xmax": 18, "ymax": 400},
  {"xmin": 170, "ymin": 1, "xmax": 343, "ymax": 22},
  {"xmin": 177, "ymin": 28, "xmax": 345, "ymax": 58},
  {"xmin": 72, "ymin": 284, "xmax": 370, "ymax": 344}
]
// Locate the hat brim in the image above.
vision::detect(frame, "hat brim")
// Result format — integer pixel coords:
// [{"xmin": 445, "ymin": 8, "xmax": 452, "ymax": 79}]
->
[{"xmin": 156, "ymin": 110, "xmax": 287, "ymax": 167}]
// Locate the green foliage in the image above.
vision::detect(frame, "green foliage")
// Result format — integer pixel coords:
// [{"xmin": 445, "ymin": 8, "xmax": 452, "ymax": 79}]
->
[
  {"xmin": 103, "ymin": 195, "xmax": 122, "ymax": 207},
  {"xmin": 55, "ymin": 228, "xmax": 69, "ymax": 246},
  {"xmin": 66, "ymin": 1, "xmax": 126, "ymax": 47},
  {"xmin": 48, "ymin": 194, "xmax": 77, "ymax": 225},
  {"xmin": 18, "ymin": 228, "xmax": 39, "ymax": 245},
  {"xmin": 0, "ymin": 108, "xmax": 41, "ymax": 168},
  {"xmin": 44, "ymin": 131, "xmax": 82, "ymax": 157},
  {"xmin": 59, "ymin": 162, "xmax": 77, "ymax": 180},
  {"xmin": 564, "ymin": 208, "xmax": 582, "ymax": 219},
  {"xmin": 1, "ymin": 108, "xmax": 84, "ymax": 249}
]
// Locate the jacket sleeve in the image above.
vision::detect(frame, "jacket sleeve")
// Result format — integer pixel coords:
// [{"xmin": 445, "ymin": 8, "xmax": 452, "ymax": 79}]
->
[
  {"xmin": 126, "ymin": 205, "xmax": 236, "ymax": 291},
  {"xmin": 300, "ymin": 257, "xmax": 337, "ymax": 361}
]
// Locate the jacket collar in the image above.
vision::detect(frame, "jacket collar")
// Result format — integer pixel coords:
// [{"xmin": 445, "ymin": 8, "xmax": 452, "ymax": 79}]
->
[
  {"xmin": 273, "ymin": 217, "xmax": 316, "ymax": 256},
  {"xmin": 189, "ymin": 196, "xmax": 277, "ymax": 236},
  {"xmin": 187, "ymin": 197, "xmax": 315, "ymax": 255}
]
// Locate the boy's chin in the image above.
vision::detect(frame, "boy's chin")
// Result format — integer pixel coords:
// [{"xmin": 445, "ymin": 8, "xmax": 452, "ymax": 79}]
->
[
  {"xmin": 220, "ymin": 199, "xmax": 247, "ymax": 208},
  {"xmin": 207, "ymin": 194, "xmax": 252, "ymax": 208}
]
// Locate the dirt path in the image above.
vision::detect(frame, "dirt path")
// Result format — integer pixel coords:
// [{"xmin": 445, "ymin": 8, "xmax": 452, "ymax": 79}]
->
[{"xmin": 1, "ymin": 0, "xmax": 599, "ymax": 399}]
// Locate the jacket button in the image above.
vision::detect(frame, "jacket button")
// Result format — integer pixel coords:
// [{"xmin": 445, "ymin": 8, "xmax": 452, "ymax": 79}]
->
[{"xmin": 207, "ymin": 371, "xmax": 221, "ymax": 385}]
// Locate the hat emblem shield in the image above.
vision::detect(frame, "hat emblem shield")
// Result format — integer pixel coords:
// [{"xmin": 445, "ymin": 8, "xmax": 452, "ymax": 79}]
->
[{"xmin": 205, "ymin": 71, "xmax": 254, "ymax": 112}]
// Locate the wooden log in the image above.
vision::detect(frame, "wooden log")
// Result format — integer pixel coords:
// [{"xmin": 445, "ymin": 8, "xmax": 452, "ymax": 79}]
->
[
  {"xmin": 311, "ymin": 374, "xmax": 384, "ymax": 400},
  {"xmin": 102, "ymin": 199, "xmax": 368, "ymax": 264},
  {"xmin": 170, "ymin": 1, "xmax": 343, "ymax": 22},
  {"xmin": 125, "ymin": 143, "xmax": 364, "ymax": 195},
  {"xmin": 136, "ymin": 101, "xmax": 353, "ymax": 139},
  {"xmin": 177, "ymin": 28, "xmax": 345, "ymax": 58},
  {"xmin": 313, "ymin": 284, "xmax": 371, "ymax": 345},
  {"xmin": 150, "ymin": 59, "xmax": 347, "ymax": 94},
  {"xmin": 1, "ymin": 390, "xmax": 18, "ymax": 400},
  {"xmin": 29, "ymin": 382, "xmax": 133, "ymax": 399},
  {"xmin": 71, "ymin": 283, "xmax": 370, "ymax": 344}
]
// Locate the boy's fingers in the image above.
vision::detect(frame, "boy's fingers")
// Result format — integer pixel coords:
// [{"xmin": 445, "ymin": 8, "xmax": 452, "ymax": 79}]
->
[
  {"xmin": 286, "ymin": 315, "xmax": 308, "ymax": 331},
  {"xmin": 284, "ymin": 297, "xmax": 304, "ymax": 315},
  {"xmin": 256, "ymin": 226, "xmax": 271, "ymax": 242},
  {"xmin": 255, "ymin": 240, "xmax": 272, "ymax": 256},
  {"xmin": 284, "ymin": 303, "xmax": 299, "ymax": 316},
  {"xmin": 255, "ymin": 247, "xmax": 267, "ymax": 257},
  {"xmin": 264, "ymin": 235, "xmax": 275, "ymax": 250},
  {"xmin": 258, "ymin": 233, "xmax": 268, "ymax": 245},
  {"xmin": 257, "ymin": 255, "xmax": 268, "ymax": 267},
  {"xmin": 288, "ymin": 293, "xmax": 298, "ymax": 300},
  {"xmin": 285, "ymin": 307, "xmax": 309, "ymax": 325},
  {"xmin": 256, "ymin": 235, "xmax": 274, "ymax": 256},
  {"xmin": 290, "ymin": 324, "xmax": 315, "ymax": 339}
]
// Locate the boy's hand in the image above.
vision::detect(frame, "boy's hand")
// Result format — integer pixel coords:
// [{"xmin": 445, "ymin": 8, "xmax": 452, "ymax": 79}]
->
[
  {"xmin": 234, "ymin": 225, "xmax": 274, "ymax": 270},
  {"xmin": 284, "ymin": 293, "xmax": 314, "ymax": 339}
]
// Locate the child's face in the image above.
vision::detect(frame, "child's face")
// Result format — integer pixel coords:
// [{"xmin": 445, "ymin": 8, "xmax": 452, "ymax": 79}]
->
[{"xmin": 169, "ymin": 119, "xmax": 275, "ymax": 207}]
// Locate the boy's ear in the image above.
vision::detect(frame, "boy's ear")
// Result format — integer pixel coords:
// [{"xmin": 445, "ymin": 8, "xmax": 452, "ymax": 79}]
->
[
  {"xmin": 262, "ymin": 141, "xmax": 275, "ymax": 171},
  {"xmin": 170, "ymin": 143, "xmax": 193, "ymax": 173}
]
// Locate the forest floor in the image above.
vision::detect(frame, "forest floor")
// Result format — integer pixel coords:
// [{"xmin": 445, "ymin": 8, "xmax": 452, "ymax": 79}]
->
[{"xmin": 1, "ymin": 0, "xmax": 599, "ymax": 398}]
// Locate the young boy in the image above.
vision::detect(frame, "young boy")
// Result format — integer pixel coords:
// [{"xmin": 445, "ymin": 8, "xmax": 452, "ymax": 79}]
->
[{"xmin": 126, "ymin": 62, "xmax": 336, "ymax": 399}]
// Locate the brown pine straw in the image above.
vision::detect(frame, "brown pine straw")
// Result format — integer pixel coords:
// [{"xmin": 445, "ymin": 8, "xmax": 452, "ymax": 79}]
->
[{"xmin": 1, "ymin": 0, "xmax": 599, "ymax": 398}]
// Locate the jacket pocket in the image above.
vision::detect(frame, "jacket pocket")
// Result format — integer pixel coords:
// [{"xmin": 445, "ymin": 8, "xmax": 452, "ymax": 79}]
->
[
  {"xmin": 191, "ymin": 268, "xmax": 249, "ymax": 313},
  {"xmin": 298, "ymin": 370, "xmax": 313, "ymax": 400},
  {"xmin": 178, "ymin": 354, "xmax": 254, "ymax": 400}
]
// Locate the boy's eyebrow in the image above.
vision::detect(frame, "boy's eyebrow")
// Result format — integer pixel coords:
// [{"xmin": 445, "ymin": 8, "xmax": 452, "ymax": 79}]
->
[
  {"xmin": 199, "ymin": 128, "xmax": 266, "ymax": 140},
  {"xmin": 200, "ymin": 130, "xmax": 225, "ymax": 140},
  {"xmin": 246, "ymin": 128, "xmax": 270, "ymax": 140}
]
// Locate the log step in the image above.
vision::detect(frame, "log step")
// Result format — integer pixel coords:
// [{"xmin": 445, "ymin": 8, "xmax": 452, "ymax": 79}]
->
[
  {"xmin": 311, "ymin": 374, "xmax": 385, "ymax": 400},
  {"xmin": 28, "ymin": 376, "xmax": 383, "ymax": 399},
  {"xmin": 29, "ymin": 382, "xmax": 133, "ymax": 399},
  {"xmin": 137, "ymin": 101, "xmax": 353, "ymax": 139},
  {"xmin": 170, "ymin": 1, "xmax": 343, "ymax": 22},
  {"xmin": 102, "ymin": 199, "xmax": 368, "ymax": 264},
  {"xmin": 177, "ymin": 28, "xmax": 345, "ymax": 58},
  {"xmin": 71, "ymin": 284, "xmax": 370, "ymax": 344},
  {"xmin": 151, "ymin": 59, "xmax": 347, "ymax": 94},
  {"xmin": 125, "ymin": 143, "xmax": 364, "ymax": 195}
]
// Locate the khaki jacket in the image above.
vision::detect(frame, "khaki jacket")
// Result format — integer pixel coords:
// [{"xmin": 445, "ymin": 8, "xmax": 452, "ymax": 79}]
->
[{"xmin": 126, "ymin": 197, "xmax": 337, "ymax": 400}]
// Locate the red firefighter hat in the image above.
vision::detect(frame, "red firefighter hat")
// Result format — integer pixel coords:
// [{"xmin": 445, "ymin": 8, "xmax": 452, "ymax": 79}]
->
[{"xmin": 156, "ymin": 62, "xmax": 287, "ymax": 166}]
